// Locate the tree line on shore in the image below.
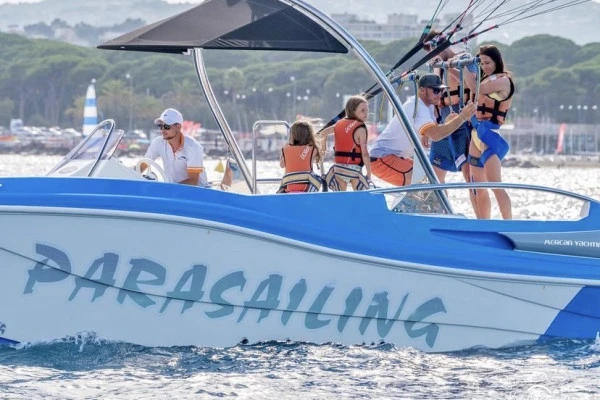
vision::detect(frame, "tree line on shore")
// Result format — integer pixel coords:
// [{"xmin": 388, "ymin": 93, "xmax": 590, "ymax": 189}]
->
[{"xmin": 1, "ymin": 31, "xmax": 599, "ymax": 132}]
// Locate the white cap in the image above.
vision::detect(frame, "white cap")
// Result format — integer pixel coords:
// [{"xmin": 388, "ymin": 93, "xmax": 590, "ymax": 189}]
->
[{"xmin": 154, "ymin": 108, "xmax": 183, "ymax": 125}]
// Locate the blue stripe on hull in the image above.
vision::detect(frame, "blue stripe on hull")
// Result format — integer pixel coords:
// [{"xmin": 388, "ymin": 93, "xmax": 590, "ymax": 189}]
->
[
  {"xmin": 0, "ymin": 336, "xmax": 19, "ymax": 345},
  {"xmin": 1, "ymin": 177, "xmax": 598, "ymax": 281},
  {"xmin": 540, "ymin": 286, "xmax": 600, "ymax": 342}
]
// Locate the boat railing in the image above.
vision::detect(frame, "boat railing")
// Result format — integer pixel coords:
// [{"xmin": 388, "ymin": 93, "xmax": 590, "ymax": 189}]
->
[
  {"xmin": 47, "ymin": 119, "xmax": 117, "ymax": 177},
  {"xmin": 252, "ymin": 120, "xmax": 290, "ymax": 193},
  {"xmin": 371, "ymin": 182, "xmax": 598, "ymax": 220}
]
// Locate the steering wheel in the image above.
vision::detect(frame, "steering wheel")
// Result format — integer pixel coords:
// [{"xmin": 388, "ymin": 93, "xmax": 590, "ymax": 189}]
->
[{"xmin": 134, "ymin": 158, "xmax": 167, "ymax": 182}]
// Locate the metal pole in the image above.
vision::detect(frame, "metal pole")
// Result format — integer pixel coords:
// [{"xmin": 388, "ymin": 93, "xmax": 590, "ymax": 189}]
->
[
  {"xmin": 192, "ymin": 49, "xmax": 254, "ymax": 191},
  {"xmin": 291, "ymin": 0, "xmax": 452, "ymax": 213},
  {"xmin": 126, "ymin": 73, "xmax": 133, "ymax": 131},
  {"xmin": 291, "ymin": 76, "xmax": 297, "ymax": 120}
]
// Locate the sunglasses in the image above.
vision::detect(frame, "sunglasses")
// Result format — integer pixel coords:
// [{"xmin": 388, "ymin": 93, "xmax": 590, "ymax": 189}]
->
[
  {"xmin": 156, "ymin": 123, "xmax": 172, "ymax": 130},
  {"xmin": 430, "ymin": 87, "xmax": 444, "ymax": 95}
]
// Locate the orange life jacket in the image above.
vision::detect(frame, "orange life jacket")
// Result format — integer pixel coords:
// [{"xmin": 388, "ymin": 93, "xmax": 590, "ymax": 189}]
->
[
  {"xmin": 333, "ymin": 118, "xmax": 364, "ymax": 166},
  {"xmin": 281, "ymin": 144, "xmax": 314, "ymax": 192},
  {"xmin": 476, "ymin": 74, "xmax": 515, "ymax": 125}
]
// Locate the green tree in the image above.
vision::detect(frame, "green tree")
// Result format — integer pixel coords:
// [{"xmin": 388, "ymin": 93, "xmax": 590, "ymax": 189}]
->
[
  {"xmin": 504, "ymin": 35, "xmax": 578, "ymax": 77},
  {"xmin": 0, "ymin": 31, "xmax": 598, "ymax": 130},
  {"xmin": 160, "ymin": 79, "xmax": 203, "ymax": 120},
  {"xmin": 97, "ymin": 79, "xmax": 131, "ymax": 128},
  {"xmin": 0, "ymin": 98, "xmax": 15, "ymax": 127}
]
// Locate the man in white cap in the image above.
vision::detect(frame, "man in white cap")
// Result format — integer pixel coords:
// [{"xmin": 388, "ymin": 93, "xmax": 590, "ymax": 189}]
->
[{"xmin": 142, "ymin": 108, "xmax": 209, "ymax": 187}]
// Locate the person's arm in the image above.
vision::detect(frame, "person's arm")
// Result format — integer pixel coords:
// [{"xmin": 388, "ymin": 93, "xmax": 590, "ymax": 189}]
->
[
  {"xmin": 180, "ymin": 141, "xmax": 203, "ymax": 186},
  {"xmin": 479, "ymin": 75, "xmax": 511, "ymax": 98},
  {"xmin": 220, "ymin": 160, "xmax": 233, "ymax": 188},
  {"xmin": 139, "ymin": 140, "xmax": 158, "ymax": 172},
  {"xmin": 317, "ymin": 125, "xmax": 334, "ymax": 157},
  {"xmin": 461, "ymin": 65, "xmax": 511, "ymax": 97},
  {"xmin": 279, "ymin": 147, "xmax": 286, "ymax": 168},
  {"xmin": 446, "ymin": 53, "xmax": 477, "ymax": 82},
  {"xmin": 421, "ymin": 102, "xmax": 476, "ymax": 141},
  {"xmin": 310, "ymin": 146, "xmax": 318, "ymax": 170},
  {"xmin": 180, "ymin": 172, "xmax": 200, "ymax": 186},
  {"xmin": 319, "ymin": 125, "xmax": 334, "ymax": 137},
  {"xmin": 355, "ymin": 127, "xmax": 371, "ymax": 180}
]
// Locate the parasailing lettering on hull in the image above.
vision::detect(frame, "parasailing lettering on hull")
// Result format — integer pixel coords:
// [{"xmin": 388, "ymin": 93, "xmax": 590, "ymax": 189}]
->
[{"xmin": 23, "ymin": 244, "xmax": 447, "ymax": 347}]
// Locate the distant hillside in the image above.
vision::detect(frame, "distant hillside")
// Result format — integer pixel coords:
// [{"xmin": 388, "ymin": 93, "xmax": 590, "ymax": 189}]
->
[{"xmin": 0, "ymin": 0, "xmax": 597, "ymax": 45}]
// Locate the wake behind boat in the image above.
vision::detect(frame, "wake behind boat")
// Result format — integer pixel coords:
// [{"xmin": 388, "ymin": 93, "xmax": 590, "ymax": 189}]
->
[{"xmin": 0, "ymin": 0, "xmax": 598, "ymax": 352}]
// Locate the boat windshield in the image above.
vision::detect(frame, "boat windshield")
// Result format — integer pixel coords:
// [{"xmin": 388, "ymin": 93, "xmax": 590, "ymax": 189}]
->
[{"xmin": 47, "ymin": 120, "xmax": 122, "ymax": 175}]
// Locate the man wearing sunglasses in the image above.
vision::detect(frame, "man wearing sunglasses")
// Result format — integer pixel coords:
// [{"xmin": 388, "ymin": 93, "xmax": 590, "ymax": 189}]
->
[
  {"xmin": 370, "ymin": 73, "xmax": 475, "ymax": 186},
  {"xmin": 142, "ymin": 108, "xmax": 209, "ymax": 187},
  {"xmin": 423, "ymin": 30, "xmax": 479, "ymax": 186}
]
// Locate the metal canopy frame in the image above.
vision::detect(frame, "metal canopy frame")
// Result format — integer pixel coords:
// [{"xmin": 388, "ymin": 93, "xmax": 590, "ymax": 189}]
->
[
  {"xmin": 97, "ymin": 0, "xmax": 450, "ymax": 208},
  {"xmin": 192, "ymin": 0, "xmax": 451, "ymax": 211}
]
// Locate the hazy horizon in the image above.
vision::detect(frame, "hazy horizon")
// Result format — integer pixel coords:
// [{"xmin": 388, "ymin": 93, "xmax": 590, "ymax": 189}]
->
[{"xmin": 0, "ymin": 0, "xmax": 597, "ymax": 45}]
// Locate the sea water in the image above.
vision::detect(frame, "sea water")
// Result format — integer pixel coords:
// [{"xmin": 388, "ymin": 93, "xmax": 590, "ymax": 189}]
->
[
  {"xmin": 1, "ymin": 155, "xmax": 600, "ymax": 399},
  {"xmin": 1, "ymin": 337, "xmax": 600, "ymax": 399}
]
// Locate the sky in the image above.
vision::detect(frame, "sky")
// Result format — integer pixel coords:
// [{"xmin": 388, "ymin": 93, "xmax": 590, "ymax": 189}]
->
[
  {"xmin": 0, "ymin": 0, "xmax": 195, "ymax": 2},
  {"xmin": 0, "ymin": 0, "xmax": 197, "ymax": 2},
  {"xmin": 1, "ymin": 0, "xmax": 598, "ymax": 5}
]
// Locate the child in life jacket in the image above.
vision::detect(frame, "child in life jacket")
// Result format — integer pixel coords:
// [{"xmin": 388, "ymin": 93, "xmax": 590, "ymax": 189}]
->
[
  {"xmin": 278, "ymin": 121, "xmax": 322, "ymax": 193},
  {"xmin": 321, "ymin": 95, "xmax": 372, "ymax": 191}
]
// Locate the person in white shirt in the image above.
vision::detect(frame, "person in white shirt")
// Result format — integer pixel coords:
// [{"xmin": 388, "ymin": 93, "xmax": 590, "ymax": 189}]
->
[
  {"xmin": 370, "ymin": 74, "xmax": 475, "ymax": 186},
  {"xmin": 142, "ymin": 108, "xmax": 209, "ymax": 187}
]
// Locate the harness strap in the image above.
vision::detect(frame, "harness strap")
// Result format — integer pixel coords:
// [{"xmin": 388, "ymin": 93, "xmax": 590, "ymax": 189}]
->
[
  {"xmin": 459, "ymin": 66, "xmax": 465, "ymax": 109},
  {"xmin": 334, "ymin": 150, "xmax": 364, "ymax": 165},
  {"xmin": 442, "ymin": 88, "xmax": 472, "ymax": 98},
  {"xmin": 325, "ymin": 165, "xmax": 369, "ymax": 191},
  {"xmin": 441, "ymin": 88, "xmax": 471, "ymax": 107},
  {"xmin": 477, "ymin": 104, "xmax": 508, "ymax": 118},
  {"xmin": 277, "ymin": 171, "xmax": 322, "ymax": 193}
]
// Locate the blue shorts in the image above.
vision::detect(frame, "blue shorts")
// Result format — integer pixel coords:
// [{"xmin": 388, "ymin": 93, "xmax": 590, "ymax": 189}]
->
[{"xmin": 429, "ymin": 105, "xmax": 470, "ymax": 172}]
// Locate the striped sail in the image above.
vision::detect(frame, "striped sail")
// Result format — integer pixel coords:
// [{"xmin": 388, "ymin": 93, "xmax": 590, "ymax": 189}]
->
[{"xmin": 82, "ymin": 80, "xmax": 98, "ymax": 136}]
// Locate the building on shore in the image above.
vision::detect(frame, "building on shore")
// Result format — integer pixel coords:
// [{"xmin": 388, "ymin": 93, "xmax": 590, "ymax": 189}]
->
[
  {"xmin": 502, "ymin": 118, "xmax": 600, "ymax": 156},
  {"xmin": 331, "ymin": 13, "xmax": 421, "ymax": 43},
  {"xmin": 331, "ymin": 12, "xmax": 475, "ymax": 45}
]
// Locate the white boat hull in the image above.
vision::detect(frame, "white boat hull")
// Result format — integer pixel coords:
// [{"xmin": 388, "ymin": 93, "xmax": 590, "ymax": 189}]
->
[{"xmin": 0, "ymin": 207, "xmax": 589, "ymax": 352}]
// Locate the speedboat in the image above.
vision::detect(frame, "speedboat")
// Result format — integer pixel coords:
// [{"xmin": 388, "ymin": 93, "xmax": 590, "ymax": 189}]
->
[{"xmin": 0, "ymin": 0, "xmax": 598, "ymax": 352}]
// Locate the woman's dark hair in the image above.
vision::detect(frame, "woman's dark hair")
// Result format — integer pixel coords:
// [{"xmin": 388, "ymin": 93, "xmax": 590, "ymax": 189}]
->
[{"xmin": 478, "ymin": 45, "xmax": 505, "ymax": 75}]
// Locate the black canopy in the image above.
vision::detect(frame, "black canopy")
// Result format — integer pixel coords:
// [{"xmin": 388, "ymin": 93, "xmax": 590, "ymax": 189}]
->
[{"xmin": 97, "ymin": 0, "xmax": 348, "ymax": 54}]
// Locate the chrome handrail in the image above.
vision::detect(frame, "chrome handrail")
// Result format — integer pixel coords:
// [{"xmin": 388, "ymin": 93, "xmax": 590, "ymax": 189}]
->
[
  {"xmin": 193, "ymin": 49, "xmax": 254, "ymax": 191},
  {"xmin": 251, "ymin": 120, "xmax": 290, "ymax": 193},
  {"xmin": 371, "ymin": 181, "xmax": 600, "ymax": 205}
]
